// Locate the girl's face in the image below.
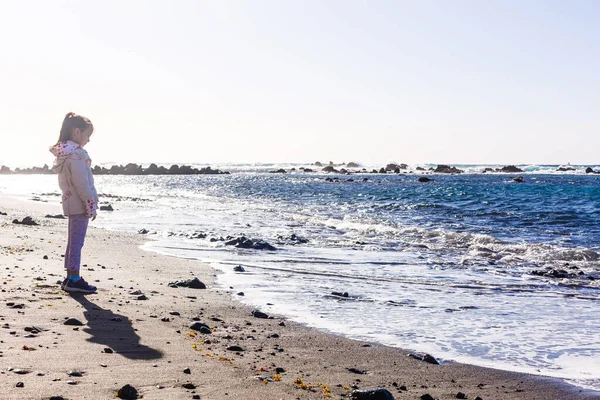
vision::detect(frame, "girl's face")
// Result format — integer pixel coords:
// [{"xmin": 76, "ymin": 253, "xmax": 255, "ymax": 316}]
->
[{"xmin": 73, "ymin": 127, "xmax": 93, "ymax": 147}]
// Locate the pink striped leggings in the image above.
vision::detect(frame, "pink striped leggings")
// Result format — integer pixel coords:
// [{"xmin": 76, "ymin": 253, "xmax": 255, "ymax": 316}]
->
[{"xmin": 64, "ymin": 214, "xmax": 89, "ymax": 271}]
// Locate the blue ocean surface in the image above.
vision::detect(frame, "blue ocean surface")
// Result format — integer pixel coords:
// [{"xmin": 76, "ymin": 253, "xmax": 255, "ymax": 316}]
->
[{"xmin": 2, "ymin": 163, "xmax": 599, "ymax": 390}]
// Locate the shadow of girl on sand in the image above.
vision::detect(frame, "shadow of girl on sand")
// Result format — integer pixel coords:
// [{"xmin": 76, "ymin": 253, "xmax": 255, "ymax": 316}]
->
[{"xmin": 70, "ymin": 294, "xmax": 163, "ymax": 360}]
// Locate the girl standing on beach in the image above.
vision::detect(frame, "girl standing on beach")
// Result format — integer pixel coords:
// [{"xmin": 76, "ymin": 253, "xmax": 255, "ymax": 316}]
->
[{"xmin": 50, "ymin": 112, "xmax": 98, "ymax": 294}]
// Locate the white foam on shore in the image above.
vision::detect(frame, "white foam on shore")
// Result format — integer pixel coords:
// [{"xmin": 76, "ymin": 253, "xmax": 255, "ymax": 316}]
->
[{"xmin": 141, "ymin": 238, "xmax": 600, "ymax": 390}]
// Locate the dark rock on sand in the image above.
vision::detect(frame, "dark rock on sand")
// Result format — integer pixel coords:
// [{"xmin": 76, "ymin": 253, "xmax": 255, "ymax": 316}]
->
[
  {"xmin": 348, "ymin": 367, "xmax": 366, "ymax": 374},
  {"xmin": 45, "ymin": 214, "xmax": 66, "ymax": 219},
  {"xmin": 456, "ymin": 392, "xmax": 467, "ymax": 399},
  {"xmin": 226, "ymin": 345, "xmax": 245, "ymax": 352},
  {"xmin": 138, "ymin": 229, "xmax": 149, "ymax": 234},
  {"xmin": 11, "ymin": 368, "xmax": 31, "ymax": 374},
  {"xmin": 182, "ymin": 383, "xmax": 196, "ymax": 389},
  {"xmin": 64, "ymin": 318, "xmax": 84, "ymax": 326},
  {"xmin": 12, "ymin": 216, "xmax": 39, "ymax": 226},
  {"xmin": 418, "ymin": 177, "xmax": 432, "ymax": 182},
  {"xmin": 224, "ymin": 236, "xmax": 277, "ymax": 251},
  {"xmin": 168, "ymin": 277, "xmax": 206, "ymax": 289},
  {"xmin": 183, "ymin": 368, "xmax": 191, "ymax": 374},
  {"xmin": 233, "ymin": 265, "xmax": 246, "ymax": 272},
  {"xmin": 434, "ymin": 165, "xmax": 463, "ymax": 174},
  {"xmin": 408, "ymin": 352, "xmax": 440, "ymax": 365},
  {"xmin": 16, "ymin": 382, "xmax": 24, "ymax": 387},
  {"xmin": 117, "ymin": 384, "xmax": 139, "ymax": 399},
  {"xmin": 420, "ymin": 395, "xmax": 436, "ymax": 400},
  {"xmin": 351, "ymin": 388, "xmax": 396, "ymax": 400},
  {"xmin": 251, "ymin": 309, "xmax": 270, "ymax": 319},
  {"xmin": 100, "ymin": 204, "xmax": 114, "ymax": 211},
  {"xmin": 189, "ymin": 322, "xmax": 212, "ymax": 334}
]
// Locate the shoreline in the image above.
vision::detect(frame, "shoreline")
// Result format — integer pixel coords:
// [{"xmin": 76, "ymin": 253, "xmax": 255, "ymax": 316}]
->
[{"xmin": 1, "ymin": 197, "xmax": 599, "ymax": 399}]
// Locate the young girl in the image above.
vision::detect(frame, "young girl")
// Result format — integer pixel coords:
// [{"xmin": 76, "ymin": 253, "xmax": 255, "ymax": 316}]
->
[{"xmin": 50, "ymin": 112, "xmax": 98, "ymax": 294}]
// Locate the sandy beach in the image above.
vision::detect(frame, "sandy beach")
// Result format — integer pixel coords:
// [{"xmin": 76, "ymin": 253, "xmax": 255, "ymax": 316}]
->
[{"xmin": 1, "ymin": 197, "xmax": 598, "ymax": 400}]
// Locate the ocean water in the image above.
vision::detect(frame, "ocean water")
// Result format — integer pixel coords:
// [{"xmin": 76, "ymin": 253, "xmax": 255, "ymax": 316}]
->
[{"xmin": 1, "ymin": 163, "xmax": 599, "ymax": 390}]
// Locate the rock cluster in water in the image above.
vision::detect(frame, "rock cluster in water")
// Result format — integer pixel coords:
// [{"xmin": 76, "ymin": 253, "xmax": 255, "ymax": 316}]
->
[
  {"xmin": 224, "ymin": 236, "xmax": 277, "ymax": 251},
  {"xmin": 0, "ymin": 163, "xmax": 228, "ymax": 175}
]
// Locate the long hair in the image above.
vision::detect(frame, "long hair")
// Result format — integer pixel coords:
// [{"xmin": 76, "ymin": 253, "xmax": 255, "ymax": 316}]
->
[{"xmin": 56, "ymin": 112, "xmax": 94, "ymax": 144}]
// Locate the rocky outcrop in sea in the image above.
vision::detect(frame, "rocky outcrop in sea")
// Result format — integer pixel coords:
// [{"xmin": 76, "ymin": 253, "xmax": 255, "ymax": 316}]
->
[{"xmin": 0, "ymin": 163, "xmax": 228, "ymax": 175}]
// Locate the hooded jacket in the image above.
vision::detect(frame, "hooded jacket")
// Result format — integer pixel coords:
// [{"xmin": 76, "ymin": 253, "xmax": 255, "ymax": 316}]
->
[{"xmin": 50, "ymin": 141, "xmax": 98, "ymax": 218}]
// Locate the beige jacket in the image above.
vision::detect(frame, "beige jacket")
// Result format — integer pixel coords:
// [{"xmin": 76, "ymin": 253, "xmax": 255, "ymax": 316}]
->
[{"xmin": 50, "ymin": 141, "xmax": 98, "ymax": 218}]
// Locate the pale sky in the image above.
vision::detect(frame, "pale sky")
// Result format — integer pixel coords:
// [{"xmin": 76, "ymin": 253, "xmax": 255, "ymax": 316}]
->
[{"xmin": 0, "ymin": 0, "xmax": 599, "ymax": 168}]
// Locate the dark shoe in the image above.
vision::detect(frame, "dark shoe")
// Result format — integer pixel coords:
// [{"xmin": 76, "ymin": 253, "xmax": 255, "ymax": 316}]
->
[
  {"xmin": 64, "ymin": 277, "xmax": 97, "ymax": 294},
  {"xmin": 60, "ymin": 278, "xmax": 69, "ymax": 290}
]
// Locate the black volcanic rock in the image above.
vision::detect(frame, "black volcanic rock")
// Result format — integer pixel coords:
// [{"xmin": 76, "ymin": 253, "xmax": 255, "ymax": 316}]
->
[
  {"xmin": 169, "ymin": 277, "xmax": 207, "ymax": 289},
  {"xmin": 434, "ymin": 165, "xmax": 463, "ymax": 174},
  {"xmin": 91, "ymin": 163, "xmax": 229, "ymax": 175},
  {"xmin": 13, "ymin": 217, "xmax": 39, "ymax": 226},
  {"xmin": 351, "ymin": 388, "xmax": 395, "ymax": 400},
  {"xmin": 225, "ymin": 236, "xmax": 277, "ymax": 251},
  {"xmin": 117, "ymin": 384, "xmax": 138, "ymax": 399},
  {"xmin": 498, "ymin": 165, "xmax": 524, "ymax": 173}
]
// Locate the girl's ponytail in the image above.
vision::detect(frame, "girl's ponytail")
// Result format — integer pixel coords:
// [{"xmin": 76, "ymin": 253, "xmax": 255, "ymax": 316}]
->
[{"xmin": 55, "ymin": 112, "xmax": 94, "ymax": 144}]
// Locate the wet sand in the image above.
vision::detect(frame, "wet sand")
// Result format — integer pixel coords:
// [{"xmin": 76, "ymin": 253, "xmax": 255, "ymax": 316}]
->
[{"xmin": 1, "ymin": 197, "xmax": 598, "ymax": 400}]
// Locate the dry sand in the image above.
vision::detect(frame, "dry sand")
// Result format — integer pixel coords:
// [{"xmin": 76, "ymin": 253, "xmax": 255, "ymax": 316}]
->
[{"xmin": 1, "ymin": 197, "xmax": 598, "ymax": 400}]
